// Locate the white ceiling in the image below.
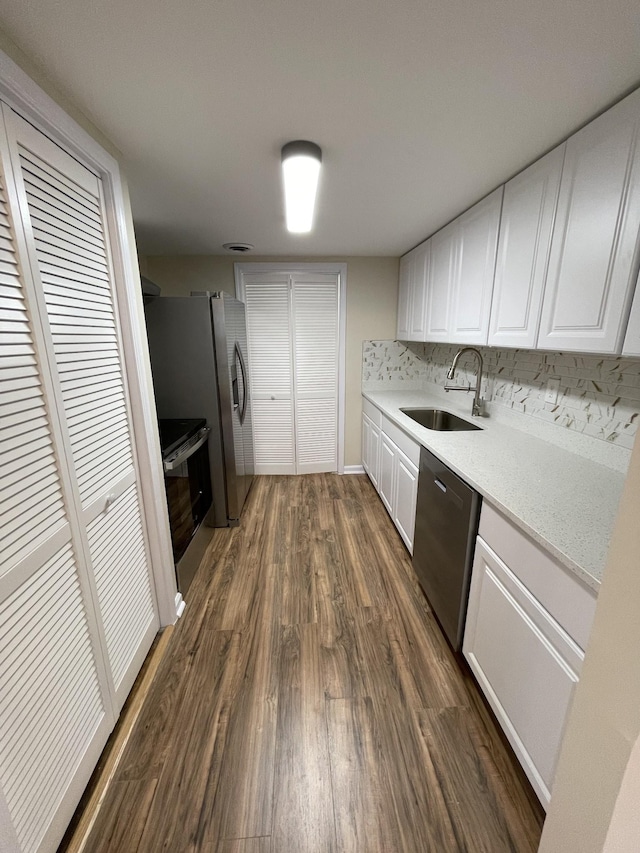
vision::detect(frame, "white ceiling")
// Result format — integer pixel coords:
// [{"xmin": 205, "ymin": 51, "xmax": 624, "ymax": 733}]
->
[{"xmin": 0, "ymin": 0, "xmax": 639, "ymax": 256}]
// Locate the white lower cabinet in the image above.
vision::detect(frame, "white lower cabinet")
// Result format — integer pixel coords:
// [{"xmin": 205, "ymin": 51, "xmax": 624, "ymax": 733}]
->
[
  {"xmin": 361, "ymin": 412, "xmax": 381, "ymax": 489},
  {"xmin": 463, "ymin": 505, "xmax": 597, "ymax": 808},
  {"xmin": 379, "ymin": 433, "xmax": 396, "ymax": 515},
  {"xmin": 361, "ymin": 399, "xmax": 420, "ymax": 553},
  {"xmin": 392, "ymin": 449, "xmax": 419, "ymax": 550}
]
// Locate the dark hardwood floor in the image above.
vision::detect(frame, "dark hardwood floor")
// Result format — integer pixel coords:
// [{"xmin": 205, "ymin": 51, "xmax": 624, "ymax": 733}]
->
[{"xmin": 75, "ymin": 474, "xmax": 544, "ymax": 852}]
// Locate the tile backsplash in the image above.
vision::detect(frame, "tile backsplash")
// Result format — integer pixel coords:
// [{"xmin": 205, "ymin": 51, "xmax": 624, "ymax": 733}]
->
[{"xmin": 362, "ymin": 340, "xmax": 640, "ymax": 451}]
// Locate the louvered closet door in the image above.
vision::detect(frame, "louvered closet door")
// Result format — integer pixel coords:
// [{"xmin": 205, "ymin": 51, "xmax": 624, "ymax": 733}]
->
[
  {"xmin": 5, "ymin": 109, "xmax": 159, "ymax": 705},
  {"xmin": 243, "ymin": 272, "xmax": 295, "ymax": 474},
  {"xmin": 292, "ymin": 272, "xmax": 339, "ymax": 474},
  {"xmin": 0, "ymin": 125, "xmax": 114, "ymax": 853}
]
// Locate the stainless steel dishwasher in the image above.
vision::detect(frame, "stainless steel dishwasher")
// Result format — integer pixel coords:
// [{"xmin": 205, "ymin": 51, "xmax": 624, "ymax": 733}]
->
[{"xmin": 412, "ymin": 446, "xmax": 481, "ymax": 651}]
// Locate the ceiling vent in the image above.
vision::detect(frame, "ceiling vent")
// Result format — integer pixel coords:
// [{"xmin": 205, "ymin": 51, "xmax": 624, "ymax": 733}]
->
[{"xmin": 222, "ymin": 242, "xmax": 254, "ymax": 253}]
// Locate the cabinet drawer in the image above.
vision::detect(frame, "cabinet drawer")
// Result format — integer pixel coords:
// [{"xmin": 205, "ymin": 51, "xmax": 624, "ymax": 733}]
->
[
  {"xmin": 464, "ymin": 538, "xmax": 583, "ymax": 806},
  {"xmin": 362, "ymin": 396, "xmax": 382, "ymax": 428},
  {"xmin": 479, "ymin": 503, "xmax": 596, "ymax": 650},
  {"xmin": 381, "ymin": 415, "xmax": 421, "ymax": 466}
]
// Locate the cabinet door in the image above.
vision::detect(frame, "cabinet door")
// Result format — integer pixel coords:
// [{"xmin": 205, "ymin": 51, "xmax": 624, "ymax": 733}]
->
[
  {"xmin": 538, "ymin": 88, "xmax": 640, "ymax": 353},
  {"xmin": 425, "ymin": 222, "xmax": 455, "ymax": 342},
  {"xmin": 393, "ymin": 448, "xmax": 419, "ymax": 553},
  {"xmin": 409, "ymin": 240, "xmax": 429, "ymax": 340},
  {"xmin": 378, "ymin": 433, "xmax": 396, "ymax": 515},
  {"xmin": 361, "ymin": 412, "xmax": 372, "ymax": 475},
  {"xmin": 623, "ymin": 283, "xmax": 640, "ymax": 356},
  {"xmin": 396, "ymin": 253, "xmax": 412, "ymax": 340},
  {"xmin": 463, "ymin": 538, "xmax": 583, "ymax": 807},
  {"xmin": 450, "ymin": 189, "xmax": 502, "ymax": 345},
  {"xmin": 369, "ymin": 421, "xmax": 381, "ymax": 489},
  {"xmin": 489, "ymin": 147, "xmax": 564, "ymax": 348}
]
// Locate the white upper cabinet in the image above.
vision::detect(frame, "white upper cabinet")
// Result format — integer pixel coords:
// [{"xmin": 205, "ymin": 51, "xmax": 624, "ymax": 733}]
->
[
  {"xmin": 396, "ymin": 252, "xmax": 411, "ymax": 339},
  {"xmin": 450, "ymin": 188, "xmax": 503, "ymax": 344},
  {"xmin": 538, "ymin": 88, "xmax": 640, "ymax": 353},
  {"xmin": 425, "ymin": 220, "xmax": 456, "ymax": 342},
  {"xmin": 488, "ymin": 146, "xmax": 565, "ymax": 348},
  {"xmin": 397, "ymin": 240, "xmax": 429, "ymax": 341},
  {"xmin": 409, "ymin": 240, "xmax": 429, "ymax": 340},
  {"xmin": 623, "ymin": 280, "xmax": 640, "ymax": 356}
]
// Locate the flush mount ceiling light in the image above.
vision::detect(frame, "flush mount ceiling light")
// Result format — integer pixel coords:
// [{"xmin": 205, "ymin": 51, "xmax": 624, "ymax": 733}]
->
[{"xmin": 281, "ymin": 140, "xmax": 322, "ymax": 233}]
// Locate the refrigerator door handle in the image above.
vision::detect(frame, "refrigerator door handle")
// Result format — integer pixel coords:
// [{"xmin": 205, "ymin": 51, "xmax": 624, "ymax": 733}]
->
[
  {"xmin": 235, "ymin": 342, "xmax": 249, "ymax": 425},
  {"xmin": 230, "ymin": 357, "xmax": 239, "ymax": 410}
]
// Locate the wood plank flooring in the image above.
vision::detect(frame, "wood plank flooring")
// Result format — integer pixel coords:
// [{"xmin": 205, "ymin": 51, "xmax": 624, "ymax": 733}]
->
[{"xmin": 70, "ymin": 474, "xmax": 544, "ymax": 853}]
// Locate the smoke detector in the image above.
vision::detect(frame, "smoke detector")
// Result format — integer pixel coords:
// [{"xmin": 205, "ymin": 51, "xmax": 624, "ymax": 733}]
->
[{"xmin": 222, "ymin": 242, "xmax": 254, "ymax": 253}]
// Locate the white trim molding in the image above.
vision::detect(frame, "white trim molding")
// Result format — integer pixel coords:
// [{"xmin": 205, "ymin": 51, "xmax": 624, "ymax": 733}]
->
[
  {"xmin": 175, "ymin": 594, "xmax": 186, "ymax": 619},
  {"xmin": 343, "ymin": 465, "xmax": 365, "ymax": 475}
]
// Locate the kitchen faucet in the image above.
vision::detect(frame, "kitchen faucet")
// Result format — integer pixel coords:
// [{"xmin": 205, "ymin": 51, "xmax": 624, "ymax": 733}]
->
[{"xmin": 445, "ymin": 347, "xmax": 485, "ymax": 416}]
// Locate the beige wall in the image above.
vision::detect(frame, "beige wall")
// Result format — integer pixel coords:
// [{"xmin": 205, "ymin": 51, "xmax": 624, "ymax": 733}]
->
[
  {"xmin": 145, "ymin": 255, "xmax": 399, "ymax": 467},
  {"xmin": 539, "ymin": 431, "xmax": 640, "ymax": 852},
  {"xmin": 0, "ymin": 30, "xmax": 122, "ymax": 161}
]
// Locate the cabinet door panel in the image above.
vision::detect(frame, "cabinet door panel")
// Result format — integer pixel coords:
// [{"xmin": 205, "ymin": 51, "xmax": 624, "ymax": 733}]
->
[
  {"xmin": 409, "ymin": 241, "xmax": 429, "ymax": 340},
  {"xmin": 464, "ymin": 539, "xmax": 583, "ymax": 807},
  {"xmin": 369, "ymin": 422, "xmax": 381, "ymax": 489},
  {"xmin": 426, "ymin": 223, "xmax": 455, "ymax": 341},
  {"xmin": 397, "ymin": 253, "xmax": 411, "ymax": 340},
  {"xmin": 393, "ymin": 449, "xmax": 418, "ymax": 553},
  {"xmin": 489, "ymin": 147, "xmax": 564, "ymax": 348},
  {"xmin": 361, "ymin": 412, "xmax": 372, "ymax": 475},
  {"xmin": 539, "ymin": 89, "xmax": 640, "ymax": 353},
  {"xmin": 378, "ymin": 434, "xmax": 395, "ymax": 515},
  {"xmin": 623, "ymin": 283, "xmax": 640, "ymax": 356},
  {"xmin": 450, "ymin": 189, "xmax": 502, "ymax": 345}
]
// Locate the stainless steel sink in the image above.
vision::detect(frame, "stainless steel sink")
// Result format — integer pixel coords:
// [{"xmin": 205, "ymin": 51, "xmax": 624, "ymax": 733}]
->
[{"xmin": 400, "ymin": 407, "xmax": 482, "ymax": 431}]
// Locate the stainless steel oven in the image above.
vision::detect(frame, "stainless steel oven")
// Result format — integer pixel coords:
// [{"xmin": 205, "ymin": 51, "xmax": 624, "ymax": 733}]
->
[{"xmin": 159, "ymin": 418, "xmax": 213, "ymax": 595}]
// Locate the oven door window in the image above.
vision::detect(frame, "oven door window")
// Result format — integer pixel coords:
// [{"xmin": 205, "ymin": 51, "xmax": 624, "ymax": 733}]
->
[{"xmin": 164, "ymin": 444, "xmax": 212, "ymax": 564}]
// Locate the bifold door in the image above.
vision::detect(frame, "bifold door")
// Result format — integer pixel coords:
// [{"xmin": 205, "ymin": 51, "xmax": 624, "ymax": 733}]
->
[
  {"xmin": 0, "ymin": 104, "xmax": 159, "ymax": 853},
  {"xmin": 240, "ymin": 269, "xmax": 340, "ymax": 475}
]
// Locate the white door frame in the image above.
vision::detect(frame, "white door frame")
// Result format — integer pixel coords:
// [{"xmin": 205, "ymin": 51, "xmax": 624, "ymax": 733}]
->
[
  {"xmin": 235, "ymin": 262, "xmax": 347, "ymax": 474},
  {"xmin": 0, "ymin": 48, "xmax": 179, "ymax": 626}
]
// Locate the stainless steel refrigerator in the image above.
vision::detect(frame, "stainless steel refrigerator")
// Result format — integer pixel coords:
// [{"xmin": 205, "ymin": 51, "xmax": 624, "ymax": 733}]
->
[{"xmin": 145, "ymin": 292, "xmax": 254, "ymax": 527}]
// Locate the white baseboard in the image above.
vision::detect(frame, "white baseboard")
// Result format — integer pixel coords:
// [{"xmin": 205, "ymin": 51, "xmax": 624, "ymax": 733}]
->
[
  {"xmin": 342, "ymin": 465, "xmax": 365, "ymax": 475},
  {"xmin": 175, "ymin": 593, "xmax": 186, "ymax": 619}
]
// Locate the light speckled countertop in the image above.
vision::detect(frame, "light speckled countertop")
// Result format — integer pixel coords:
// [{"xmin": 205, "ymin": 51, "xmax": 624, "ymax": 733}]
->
[{"xmin": 363, "ymin": 388, "xmax": 627, "ymax": 591}]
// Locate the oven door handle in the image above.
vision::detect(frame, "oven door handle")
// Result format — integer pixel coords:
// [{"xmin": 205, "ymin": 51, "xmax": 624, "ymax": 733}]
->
[{"xmin": 163, "ymin": 428, "xmax": 210, "ymax": 472}]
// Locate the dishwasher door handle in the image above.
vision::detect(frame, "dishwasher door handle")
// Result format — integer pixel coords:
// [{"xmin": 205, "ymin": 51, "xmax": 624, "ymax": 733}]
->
[{"xmin": 434, "ymin": 478, "xmax": 447, "ymax": 493}]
